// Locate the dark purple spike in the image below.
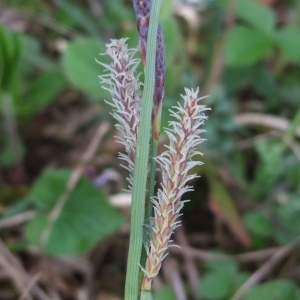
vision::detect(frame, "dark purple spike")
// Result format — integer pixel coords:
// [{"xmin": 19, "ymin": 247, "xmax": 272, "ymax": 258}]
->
[
  {"xmin": 154, "ymin": 25, "xmax": 165, "ymax": 107},
  {"xmin": 133, "ymin": 0, "xmax": 151, "ymax": 18},
  {"xmin": 133, "ymin": 0, "xmax": 165, "ymax": 108},
  {"xmin": 133, "ymin": 0, "xmax": 151, "ymax": 68}
]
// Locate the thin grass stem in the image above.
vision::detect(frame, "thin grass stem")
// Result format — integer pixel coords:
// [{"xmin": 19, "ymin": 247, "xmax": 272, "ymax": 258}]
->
[{"xmin": 124, "ymin": 1, "xmax": 162, "ymax": 299}]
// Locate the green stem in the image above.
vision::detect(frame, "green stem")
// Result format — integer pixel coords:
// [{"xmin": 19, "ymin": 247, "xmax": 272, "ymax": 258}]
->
[
  {"xmin": 124, "ymin": 1, "xmax": 162, "ymax": 299},
  {"xmin": 147, "ymin": 104, "xmax": 162, "ymax": 218},
  {"xmin": 147, "ymin": 137, "xmax": 158, "ymax": 217},
  {"xmin": 138, "ymin": 135, "xmax": 159, "ymax": 289},
  {"xmin": 139, "ymin": 73, "xmax": 163, "ymax": 290},
  {"xmin": 143, "ymin": 118, "xmax": 161, "ymax": 233}
]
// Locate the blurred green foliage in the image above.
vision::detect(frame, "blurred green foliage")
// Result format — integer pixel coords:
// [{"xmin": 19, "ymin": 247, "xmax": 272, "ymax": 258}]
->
[
  {"xmin": 0, "ymin": 26, "xmax": 22, "ymax": 92},
  {"xmin": 62, "ymin": 38, "xmax": 109, "ymax": 99},
  {"xmin": 244, "ymin": 280, "xmax": 300, "ymax": 300},
  {"xmin": 198, "ymin": 261, "xmax": 249, "ymax": 299},
  {"xmin": 25, "ymin": 168, "xmax": 124, "ymax": 255}
]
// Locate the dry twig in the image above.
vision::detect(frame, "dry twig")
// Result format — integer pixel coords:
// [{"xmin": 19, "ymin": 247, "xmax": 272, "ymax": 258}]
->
[
  {"xmin": 0, "ymin": 210, "xmax": 37, "ymax": 231},
  {"xmin": 175, "ymin": 227, "xmax": 200, "ymax": 300},
  {"xmin": 201, "ymin": 0, "xmax": 235, "ymax": 96},
  {"xmin": 171, "ymin": 245, "xmax": 280, "ymax": 262},
  {"xmin": 0, "ymin": 238, "xmax": 50, "ymax": 300},
  {"xmin": 235, "ymin": 113, "xmax": 300, "ymax": 138},
  {"xmin": 231, "ymin": 236, "xmax": 300, "ymax": 300},
  {"xmin": 163, "ymin": 258, "xmax": 187, "ymax": 300},
  {"xmin": 18, "ymin": 273, "xmax": 41, "ymax": 300}
]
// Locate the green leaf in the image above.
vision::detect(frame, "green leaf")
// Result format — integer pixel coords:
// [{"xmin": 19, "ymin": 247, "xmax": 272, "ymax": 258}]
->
[
  {"xmin": 53, "ymin": 0, "xmax": 100, "ymax": 37},
  {"xmin": 275, "ymin": 195, "xmax": 300, "ymax": 245},
  {"xmin": 0, "ymin": 133, "xmax": 26, "ymax": 168},
  {"xmin": 250, "ymin": 66, "xmax": 277, "ymax": 100},
  {"xmin": 250, "ymin": 141, "xmax": 283, "ymax": 200},
  {"xmin": 199, "ymin": 271, "xmax": 232, "ymax": 300},
  {"xmin": 244, "ymin": 211, "xmax": 274, "ymax": 239},
  {"xmin": 20, "ymin": 34, "xmax": 55, "ymax": 72},
  {"xmin": 275, "ymin": 26, "xmax": 300, "ymax": 64},
  {"xmin": 200, "ymin": 261, "xmax": 250, "ymax": 299},
  {"xmin": 25, "ymin": 168, "xmax": 124, "ymax": 255},
  {"xmin": 222, "ymin": 66, "xmax": 251, "ymax": 93},
  {"xmin": 62, "ymin": 38, "xmax": 110, "ymax": 99},
  {"xmin": 285, "ymin": 155, "xmax": 300, "ymax": 188},
  {"xmin": 225, "ymin": 26, "xmax": 273, "ymax": 66},
  {"xmin": 14, "ymin": 70, "xmax": 67, "ymax": 117},
  {"xmin": 244, "ymin": 280, "xmax": 300, "ymax": 300},
  {"xmin": 0, "ymin": 26, "xmax": 22, "ymax": 91},
  {"xmin": 153, "ymin": 286, "xmax": 176, "ymax": 300},
  {"xmin": 235, "ymin": 0, "xmax": 275, "ymax": 34},
  {"xmin": 280, "ymin": 72, "xmax": 300, "ymax": 106},
  {"xmin": 204, "ymin": 260, "xmax": 238, "ymax": 275},
  {"xmin": 233, "ymin": 272, "xmax": 250, "ymax": 291}
]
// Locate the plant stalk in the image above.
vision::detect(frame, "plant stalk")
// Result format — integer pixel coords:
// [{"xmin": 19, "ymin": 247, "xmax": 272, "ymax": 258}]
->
[{"xmin": 124, "ymin": 0, "xmax": 162, "ymax": 299}]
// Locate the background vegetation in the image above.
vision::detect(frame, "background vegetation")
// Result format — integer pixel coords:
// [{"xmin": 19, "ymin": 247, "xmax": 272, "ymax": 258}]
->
[{"xmin": 0, "ymin": 0, "xmax": 300, "ymax": 299}]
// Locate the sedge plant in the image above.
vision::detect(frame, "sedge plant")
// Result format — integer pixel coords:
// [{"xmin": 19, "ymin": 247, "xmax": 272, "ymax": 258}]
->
[{"xmin": 98, "ymin": 1, "xmax": 209, "ymax": 299}]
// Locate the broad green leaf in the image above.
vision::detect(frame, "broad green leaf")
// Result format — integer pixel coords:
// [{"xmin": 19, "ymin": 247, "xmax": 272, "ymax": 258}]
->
[
  {"xmin": 200, "ymin": 261, "xmax": 249, "ymax": 299},
  {"xmin": 225, "ymin": 26, "xmax": 273, "ymax": 66},
  {"xmin": 153, "ymin": 286, "xmax": 176, "ymax": 300},
  {"xmin": 275, "ymin": 26, "xmax": 300, "ymax": 64},
  {"xmin": 25, "ymin": 168, "xmax": 124, "ymax": 255},
  {"xmin": 233, "ymin": 272, "xmax": 250, "ymax": 291},
  {"xmin": 244, "ymin": 212, "xmax": 274, "ymax": 239},
  {"xmin": 204, "ymin": 260, "xmax": 238, "ymax": 275},
  {"xmin": 244, "ymin": 280, "xmax": 300, "ymax": 300},
  {"xmin": 62, "ymin": 38, "xmax": 110, "ymax": 99},
  {"xmin": 199, "ymin": 271, "xmax": 232, "ymax": 300},
  {"xmin": 235, "ymin": 0, "xmax": 275, "ymax": 34},
  {"xmin": 14, "ymin": 70, "xmax": 67, "ymax": 117}
]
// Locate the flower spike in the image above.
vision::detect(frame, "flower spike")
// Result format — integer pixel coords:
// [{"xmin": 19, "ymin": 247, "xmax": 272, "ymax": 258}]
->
[
  {"xmin": 97, "ymin": 39, "xmax": 142, "ymax": 190},
  {"xmin": 141, "ymin": 88, "xmax": 209, "ymax": 291},
  {"xmin": 133, "ymin": 0, "xmax": 166, "ymax": 109}
]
